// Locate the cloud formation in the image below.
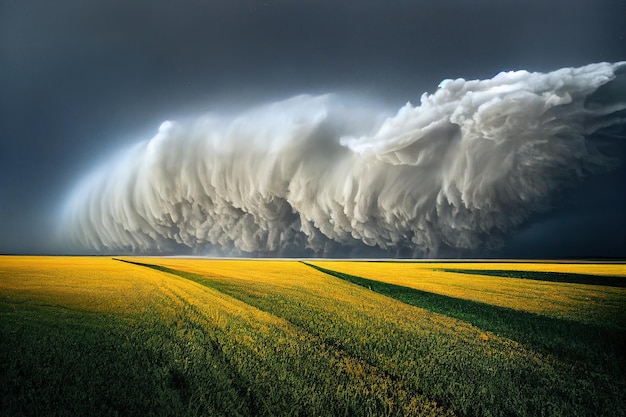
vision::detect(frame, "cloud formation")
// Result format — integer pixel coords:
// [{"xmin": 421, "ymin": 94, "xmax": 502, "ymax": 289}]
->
[{"xmin": 64, "ymin": 62, "xmax": 626, "ymax": 257}]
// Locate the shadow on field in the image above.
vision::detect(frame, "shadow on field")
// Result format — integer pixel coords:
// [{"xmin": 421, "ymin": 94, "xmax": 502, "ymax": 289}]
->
[
  {"xmin": 302, "ymin": 262, "xmax": 626, "ymax": 373},
  {"xmin": 436, "ymin": 268, "xmax": 626, "ymax": 287},
  {"xmin": 116, "ymin": 258, "xmax": 625, "ymax": 375},
  {"xmin": 112, "ymin": 258, "xmax": 626, "ymax": 417}
]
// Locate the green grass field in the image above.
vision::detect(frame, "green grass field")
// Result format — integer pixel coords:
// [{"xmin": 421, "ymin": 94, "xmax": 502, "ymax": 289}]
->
[{"xmin": 1, "ymin": 256, "xmax": 624, "ymax": 416}]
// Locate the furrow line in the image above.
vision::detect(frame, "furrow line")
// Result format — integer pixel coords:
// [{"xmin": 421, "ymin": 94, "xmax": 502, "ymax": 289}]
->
[{"xmin": 302, "ymin": 261, "xmax": 626, "ymax": 371}]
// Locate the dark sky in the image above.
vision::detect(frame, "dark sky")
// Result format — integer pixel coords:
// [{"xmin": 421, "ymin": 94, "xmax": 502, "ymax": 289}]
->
[{"xmin": 1, "ymin": 0, "xmax": 625, "ymax": 257}]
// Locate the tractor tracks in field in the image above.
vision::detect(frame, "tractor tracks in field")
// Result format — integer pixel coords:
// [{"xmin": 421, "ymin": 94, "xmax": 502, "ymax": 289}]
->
[
  {"xmin": 113, "ymin": 258, "xmax": 446, "ymax": 416},
  {"xmin": 115, "ymin": 257, "xmax": 624, "ymax": 371},
  {"xmin": 301, "ymin": 261, "xmax": 626, "ymax": 377},
  {"xmin": 112, "ymin": 257, "xmax": 626, "ymax": 416},
  {"xmin": 115, "ymin": 258, "xmax": 294, "ymax": 416},
  {"xmin": 114, "ymin": 257, "xmax": 398, "ymax": 373},
  {"xmin": 115, "ymin": 259, "xmax": 447, "ymax": 411}
]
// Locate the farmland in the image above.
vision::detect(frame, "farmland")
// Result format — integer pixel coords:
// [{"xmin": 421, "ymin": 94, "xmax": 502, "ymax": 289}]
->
[{"xmin": 0, "ymin": 257, "xmax": 624, "ymax": 416}]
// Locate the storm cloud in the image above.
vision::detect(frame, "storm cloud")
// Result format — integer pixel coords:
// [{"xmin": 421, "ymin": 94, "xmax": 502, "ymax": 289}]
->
[{"xmin": 63, "ymin": 62, "xmax": 626, "ymax": 257}]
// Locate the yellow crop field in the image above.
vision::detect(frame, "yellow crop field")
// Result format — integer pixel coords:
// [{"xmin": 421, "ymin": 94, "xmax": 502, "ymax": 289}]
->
[
  {"xmin": 1, "ymin": 256, "xmax": 624, "ymax": 417},
  {"xmin": 398, "ymin": 261, "xmax": 626, "ymax": 276},
  {"xmin": 0, "ymin": 256, "xmax": 168, "ymax": 314},
  {"xmin": 308, "ymin": 261, "xmax": 626, "ymax": 324}
]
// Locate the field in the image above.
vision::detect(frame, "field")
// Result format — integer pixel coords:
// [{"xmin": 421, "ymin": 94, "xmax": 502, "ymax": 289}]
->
[{"xmin": 0, "ymin": 257, "xmax": 624, "ymax": 416}]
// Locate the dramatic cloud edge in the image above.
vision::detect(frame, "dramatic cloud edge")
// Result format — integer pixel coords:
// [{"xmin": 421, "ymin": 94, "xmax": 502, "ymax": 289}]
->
[{"xmin": 64, "ymin": 62, "xmax": 626, "ymax": 257}]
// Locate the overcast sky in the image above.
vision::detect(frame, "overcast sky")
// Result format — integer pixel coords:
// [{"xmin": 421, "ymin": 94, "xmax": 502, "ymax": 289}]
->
[{"xmin": 1, "ymin": 0, "xmax": 625, "ymax": 257}]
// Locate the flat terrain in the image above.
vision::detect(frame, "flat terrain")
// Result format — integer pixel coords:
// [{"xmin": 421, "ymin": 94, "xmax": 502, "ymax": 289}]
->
[{"xmin": 0, "ymin": 257, "xmax": 624, "ymax": 417}]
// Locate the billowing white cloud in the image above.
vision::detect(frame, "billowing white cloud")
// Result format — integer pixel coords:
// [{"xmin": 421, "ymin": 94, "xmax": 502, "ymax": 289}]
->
[{"xmin": 64, "ymin": 62, "xmax": 626, "ymax": 256}]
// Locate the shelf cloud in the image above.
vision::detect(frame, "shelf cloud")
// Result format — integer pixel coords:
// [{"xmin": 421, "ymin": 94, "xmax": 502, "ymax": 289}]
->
[{"xmin": 64, "ymin": 62, "xmax": 626, "ymax": 257}]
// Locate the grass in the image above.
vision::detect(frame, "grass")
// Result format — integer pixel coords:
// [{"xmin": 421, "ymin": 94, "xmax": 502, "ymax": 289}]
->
[
  {"xmin": 0, "ymin": 257, "xmax": 251, "ymax": 416},
  {"xmin": 1, "ymin": 256, "xmax": 625, "ymax": 417}
]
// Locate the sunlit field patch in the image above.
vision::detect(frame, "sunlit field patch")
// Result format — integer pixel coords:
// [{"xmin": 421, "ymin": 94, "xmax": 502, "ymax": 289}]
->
[
  {"xmin": 0, "ymin": 256, "xmax": 167, "ymax": 314},
  {"xmin": 308, "ymin": 260, "xmax": 626, "ymax": 325},
  {"xmin": 1, "ymin": 256, "xmax": 624, "ymax": 417}
]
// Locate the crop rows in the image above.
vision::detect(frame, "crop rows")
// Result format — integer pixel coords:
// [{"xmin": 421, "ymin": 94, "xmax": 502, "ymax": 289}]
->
[{"xmin": 1, "ymin": 256, "xmax": 624, "ymax": 416}]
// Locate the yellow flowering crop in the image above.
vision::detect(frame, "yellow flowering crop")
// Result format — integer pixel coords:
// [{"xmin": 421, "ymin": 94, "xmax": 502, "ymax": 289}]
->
[{"xmin": 308, "ymin": 260, "xmax": 626, "ymax": 324}]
